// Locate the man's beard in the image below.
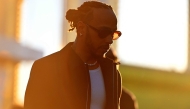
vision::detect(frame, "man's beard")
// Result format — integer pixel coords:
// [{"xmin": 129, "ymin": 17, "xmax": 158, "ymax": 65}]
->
[{"xmin": 85, "ymin": 29, "xmax": 103, "ymax": 58}]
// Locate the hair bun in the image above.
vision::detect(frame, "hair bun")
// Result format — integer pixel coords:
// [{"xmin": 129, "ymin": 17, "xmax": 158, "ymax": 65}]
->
[{"xmin": 66, "ymin": 9, "xmax": 79, "ymax": 22}]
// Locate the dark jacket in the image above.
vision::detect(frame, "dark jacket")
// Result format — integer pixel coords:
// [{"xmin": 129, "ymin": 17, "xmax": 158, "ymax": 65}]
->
[{"xmin": 24, "ymin": 42, "xmax": 122, "ymax": 109}]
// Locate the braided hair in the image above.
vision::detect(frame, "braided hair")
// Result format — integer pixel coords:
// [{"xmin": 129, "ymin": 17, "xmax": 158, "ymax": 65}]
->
[{"xmin": 65, "ymin": 1, "xmax": 113, "ymax": 31}]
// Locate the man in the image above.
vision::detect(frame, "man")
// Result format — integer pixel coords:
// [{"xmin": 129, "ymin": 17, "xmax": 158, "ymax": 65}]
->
[{"xmin": 24, "ymin": 1, "xmax": 134, "ymax": 109}]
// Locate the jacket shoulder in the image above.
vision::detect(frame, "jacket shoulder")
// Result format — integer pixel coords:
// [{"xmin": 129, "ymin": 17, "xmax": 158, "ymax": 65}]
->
[
  {"xmin": 35, "ymin": 51, "xmax": 60, "ymax": 64},
  {"xmin": 34, "ymin": 42, "xmax": 72, "ymax": 66},
  {"xmin": 24, "ymin": 50, "xmax": 64, "ymax": 109}
]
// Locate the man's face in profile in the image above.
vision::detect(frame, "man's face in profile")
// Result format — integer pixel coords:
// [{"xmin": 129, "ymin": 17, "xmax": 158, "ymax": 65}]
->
[{"xmin": 85, "ymin": 8, "xmax": 117, "ymax": 57}]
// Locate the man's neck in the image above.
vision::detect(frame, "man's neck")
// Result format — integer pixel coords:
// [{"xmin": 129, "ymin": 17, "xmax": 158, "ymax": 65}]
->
[{"xmin": 72, "ymin": 41, "xmax": 97, "ymax": 65}]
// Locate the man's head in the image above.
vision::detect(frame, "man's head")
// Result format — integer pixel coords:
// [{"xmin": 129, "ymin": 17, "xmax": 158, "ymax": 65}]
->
[{"xmin": 66, "ymin": 1, "xmax": 121, "ymax": 57}]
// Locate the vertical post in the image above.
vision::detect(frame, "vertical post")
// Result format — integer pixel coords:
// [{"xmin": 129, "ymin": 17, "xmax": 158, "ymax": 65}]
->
[
  {"xmin": 186, "ymin": 0, "xmax": 190, "ymax": 73},
  {"xmin": 0, "ymin": 0, "xmax": 22, "ymax": 108}
]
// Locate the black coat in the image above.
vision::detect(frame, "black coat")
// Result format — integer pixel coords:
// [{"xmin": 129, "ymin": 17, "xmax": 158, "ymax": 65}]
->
[{"xmin": 24, "ymin": 42, "xmax": 122, "ymax": 109}]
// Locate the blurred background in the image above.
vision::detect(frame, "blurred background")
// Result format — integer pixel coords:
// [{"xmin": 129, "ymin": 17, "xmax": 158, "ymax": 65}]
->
[{"xmin": 0, "ymin": 0, "xmax": 190, "ymax": 109}]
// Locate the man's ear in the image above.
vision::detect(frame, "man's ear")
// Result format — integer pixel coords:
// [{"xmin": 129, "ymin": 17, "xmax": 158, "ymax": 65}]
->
[{"xmin": 76, "ymin": 21, "xmax": 86, "ymax": 37}]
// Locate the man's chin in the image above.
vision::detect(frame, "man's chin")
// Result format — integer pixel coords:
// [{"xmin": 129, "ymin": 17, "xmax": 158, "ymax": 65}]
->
[
  {"xmin": 94, "ymin": 47, "xmax": 110, "ymax": 58},
  {"xmin": 95, "ymin": 50, "xmax": 109, "ymax": 58}
]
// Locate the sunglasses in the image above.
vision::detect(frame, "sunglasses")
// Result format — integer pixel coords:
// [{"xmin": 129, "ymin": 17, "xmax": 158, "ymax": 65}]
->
[{"xmin": 86, "ymin": 24, "xmax": 121, "ymax": 40}]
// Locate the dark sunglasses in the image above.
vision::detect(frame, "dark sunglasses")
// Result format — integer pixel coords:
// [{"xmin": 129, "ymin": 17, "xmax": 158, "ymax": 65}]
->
[{"xmin": 86, "ymin": 24, "xmax": 121, "ymax": 40}]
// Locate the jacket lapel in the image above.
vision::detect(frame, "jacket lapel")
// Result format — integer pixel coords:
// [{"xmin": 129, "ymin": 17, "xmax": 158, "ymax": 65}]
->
[
  {"xmin": 99, "ymin": 58, "xmax": 115, "ymax": 109},
  {"xmin": 57, "ymin": 43, "xmax": 90, "ymax": 109}
]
